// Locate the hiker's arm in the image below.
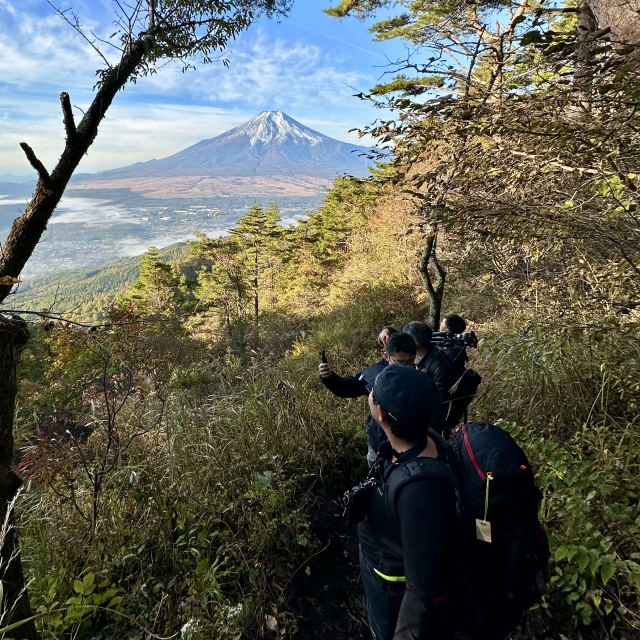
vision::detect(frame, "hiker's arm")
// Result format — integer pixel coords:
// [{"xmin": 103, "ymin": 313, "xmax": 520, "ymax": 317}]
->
[
  {"xmin": 320, "ymin": 370, "xmax": 369, "ymax": 398},
  {"xmin": 394, "ymin": 478, "xmax": 455, "ymax": 640}
]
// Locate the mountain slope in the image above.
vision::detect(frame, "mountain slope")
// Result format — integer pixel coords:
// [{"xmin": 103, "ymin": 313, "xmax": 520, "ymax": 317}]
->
[
  {"xmin": 10, "ymin": 243, "xmax": 191, "ymax": 317},
  {"xmin": 86, "ymin": 112, "xmax": 373, "ymax": 180}
]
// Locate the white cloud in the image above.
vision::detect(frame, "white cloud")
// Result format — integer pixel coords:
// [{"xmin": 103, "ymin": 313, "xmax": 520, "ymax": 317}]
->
[
  {"xmin": 136, "ymin": 30, "xmax": 368, "ymax": 109},
  {"xmin": 0, "ymin": 5, "xmax": 379, "ymax": 175}
]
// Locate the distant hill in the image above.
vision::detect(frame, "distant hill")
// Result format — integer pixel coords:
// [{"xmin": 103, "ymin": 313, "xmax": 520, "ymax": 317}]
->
[
  {"xmin": 0, "ymin": 174, "xmax": 35, "ymax": 183},
  {"xmin": 9, "ymin": 244, "xmax": 191, "ymax": 319},
  {"xmin": 70, "ymin": 112, "xmax": 374, "ymax": 198},
  {"xmin": 0, "ymin": 182, "xmax": 36, "ymax": 198}
]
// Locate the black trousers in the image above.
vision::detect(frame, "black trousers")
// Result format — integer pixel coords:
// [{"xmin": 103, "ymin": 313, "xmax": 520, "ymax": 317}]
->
[{"xmin": 359, "ymin": 550, "xmax": 455, "ymax": 640}]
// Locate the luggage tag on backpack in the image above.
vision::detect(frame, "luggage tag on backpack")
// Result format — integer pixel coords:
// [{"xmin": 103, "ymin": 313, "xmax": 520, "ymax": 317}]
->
[
  {"xmin": 476, "ymin": 472, "xmax": 494, "ymax": 542},
  {"xmin": 475, "ymin": 519, "xmax": 492, "ymax": 543}
]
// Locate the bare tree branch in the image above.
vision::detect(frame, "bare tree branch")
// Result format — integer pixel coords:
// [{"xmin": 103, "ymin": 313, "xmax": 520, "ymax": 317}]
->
[
  {"xmin": 19, "ymin": 143, "xmax": 51, "ymax": 187},
  {"xmin": 60, "ymin": 92, "xmax": 76, "ymax": 140}
]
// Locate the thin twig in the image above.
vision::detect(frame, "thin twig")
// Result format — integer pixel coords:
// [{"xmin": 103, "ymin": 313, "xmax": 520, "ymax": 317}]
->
[{"xmin": 47, "ymin": 1, "xmax": 113, "ymax": 69}]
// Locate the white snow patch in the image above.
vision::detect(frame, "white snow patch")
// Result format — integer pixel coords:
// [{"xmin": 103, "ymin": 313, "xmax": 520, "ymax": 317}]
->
[{"xmin": 224, "ymin": 111, "xmax": 327, "ymax": 147}]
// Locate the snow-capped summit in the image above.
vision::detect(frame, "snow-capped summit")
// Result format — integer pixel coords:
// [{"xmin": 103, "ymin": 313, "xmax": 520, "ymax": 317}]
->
[
  {"xmin": 225, "ymin": 111, "xmax": 327, "ymax": 147},
  {"xmin": 91, "ymin": 111, "xmax": 372, "ymax": 180}
]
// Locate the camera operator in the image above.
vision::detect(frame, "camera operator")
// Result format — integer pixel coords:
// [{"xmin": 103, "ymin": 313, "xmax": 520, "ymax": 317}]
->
[
  {"xmin": 359, "ymin": 365, "xmax": 456, "ymax": 640},
  {"xmin": 439, "ymin": 314, "xmax": 469, "ymax": 366},
  {"xmin": 319, "ymin": 333, "xmax": 442, "ymax": 465},
  {"xmin": 403, "ymin": 321, "xmax": 463, "ymax": 432}
]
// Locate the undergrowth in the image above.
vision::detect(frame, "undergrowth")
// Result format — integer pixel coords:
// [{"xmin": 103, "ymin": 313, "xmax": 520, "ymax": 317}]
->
[{"xmin": 11, "ymin": 182, "xmax": 640, "ymax": 639}]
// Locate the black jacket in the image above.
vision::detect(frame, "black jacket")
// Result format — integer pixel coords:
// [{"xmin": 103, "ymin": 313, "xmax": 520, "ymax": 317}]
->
[
  {"xmin": 358, "ymin": 446, "xmax": 456, "ymax": 639},
  {"xmin": 416, "ymin": 349, "xmax": 467, "ymax": 430},
  {"xmin": 321, "ymin": 360, "xmax": 447, "ymax": 447},
  {"xmin": 416, "ymin": 349, "xmax": 458, "ymax": 403},
  {"xmin": 321, "ymin": 359, "xmax": 388, "ymax": 453}
]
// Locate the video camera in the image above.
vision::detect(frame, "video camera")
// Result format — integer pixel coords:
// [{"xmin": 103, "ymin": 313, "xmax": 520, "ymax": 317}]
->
[{"xmin": 431, "ymin": 331, "xmax": 479, "ymax": 349}]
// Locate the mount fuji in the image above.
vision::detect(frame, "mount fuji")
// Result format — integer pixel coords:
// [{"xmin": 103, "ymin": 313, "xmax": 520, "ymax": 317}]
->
[{"xmin": 71, "ymin": 112, "xmax": 374, "ymax": 198}]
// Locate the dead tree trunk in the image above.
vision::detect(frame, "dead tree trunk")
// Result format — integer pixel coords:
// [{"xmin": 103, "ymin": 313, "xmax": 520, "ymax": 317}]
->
[
  {"xmin": 418, "ymin": 231, "xmax": 446, "ymax": 329},
  {"xmin": 0, "ymin": 316, "xmax": 37, "ymax": 640}
]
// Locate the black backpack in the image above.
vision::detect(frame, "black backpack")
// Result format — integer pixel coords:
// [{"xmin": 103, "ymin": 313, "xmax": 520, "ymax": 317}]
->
[
  {"xmin": 447, "ymin": 359, "xmax": 482, "ymax": 407},
  {"xmin": 384, "ymin": 423, "xmax": 550, "ymax": 640},
  {"xmin": 423, "ymin": 349, "xmax": 482, "ymax": 403}
]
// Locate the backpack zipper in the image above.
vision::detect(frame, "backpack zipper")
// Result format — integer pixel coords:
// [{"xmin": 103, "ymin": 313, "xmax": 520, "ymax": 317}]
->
[{"xmin": 461, "ymin": 424, "xmax": 486, "ymax": 481}]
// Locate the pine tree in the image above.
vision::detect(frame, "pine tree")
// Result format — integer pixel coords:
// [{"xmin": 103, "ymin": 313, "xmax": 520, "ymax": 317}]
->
[
  {"xmin": 230, "ymin": 203, "xmax": 283, "ymax": 323},
  {"xmin": 121, "ymin": 247, "xmax": 185, "ymax": 318}
]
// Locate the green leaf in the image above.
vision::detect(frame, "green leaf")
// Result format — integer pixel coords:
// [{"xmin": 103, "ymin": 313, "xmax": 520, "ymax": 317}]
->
[
  {"xmin": 521, "ymin": 30, "xmax": 541, "ymax": 46},
  {"xmin": 73, "ymin": 580, "xmax": 85, "ymax": 595},
  {"xmin": 511, "ymin": 14, "xmax": 526, "ymax": 28},
  {"xmin": 578, "ymin": 552, "xmax": 590, "ymax": 573},
  {"xmin": 83, "ymin": 573, "xmax": 95, "ymax": 595},
  {"xmin": 555, "ymin": 546, "xmax": 569, "ymax": 561},
  {"xmin": 256, "ymin": 471, "xmax": 273, "ymax": 488},
  {"xmin": 600, "ymin": 563, "xmax": 614, "ymax": 585},
  {"xmin": 297, "ymin": 535, "xmax": 308, "ymax": 547},
  {"xmin": 196, "ymin": 559, "xmax": 209, "ymax": 576},
  {"xmin": 108, "ymin": 596, "xmax": 124, "ymax": 608}
]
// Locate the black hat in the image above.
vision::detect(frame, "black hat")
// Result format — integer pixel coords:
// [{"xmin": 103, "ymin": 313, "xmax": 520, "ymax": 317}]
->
[{"xmin": 372, "ymin": 364, "xmax": 438, "ymax": 428}]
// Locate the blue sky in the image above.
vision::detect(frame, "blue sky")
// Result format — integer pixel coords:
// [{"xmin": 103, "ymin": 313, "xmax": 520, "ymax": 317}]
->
[{"xmin": 0, "ymin": 0, "xmax": 404, "ymax": 175}]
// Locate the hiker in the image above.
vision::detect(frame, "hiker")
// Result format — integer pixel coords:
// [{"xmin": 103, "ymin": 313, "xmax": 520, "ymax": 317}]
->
[
  {"xmin": 439, "ymin": 313, "xmax": 469, "ymax": 365},
  {"xmin": 359, "ymin": 365, "xmax": 457, "ymax": 640},
  {"xmin": 403, "ymin": 321, "xmax": 464, "ymax": 432},
  {"xmin": 319, "ymin": 332, "xmax": 442, "ymax": 465}
]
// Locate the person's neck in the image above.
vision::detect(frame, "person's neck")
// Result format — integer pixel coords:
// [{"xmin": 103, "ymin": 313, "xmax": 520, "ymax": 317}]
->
[
  {"xmin": 386, "ymin": 432, "xmax": 437, "ymax": 460},
  {"xmin": 416, "ymin": 346, "xmax": 429, "ymax": 360}
]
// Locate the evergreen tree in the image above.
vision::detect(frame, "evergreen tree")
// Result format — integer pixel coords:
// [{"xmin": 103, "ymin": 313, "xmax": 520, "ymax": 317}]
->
[
  {"xmin": 230, "ymin": 203, "xmax": 283, "ymax": 323},
  {"xmin": 120, "ymin": 247, "xmax": 186, "ymax": 318},
  {"xmin": 191, "ymin": 203, "xmax": 286, "ymax": 330}
]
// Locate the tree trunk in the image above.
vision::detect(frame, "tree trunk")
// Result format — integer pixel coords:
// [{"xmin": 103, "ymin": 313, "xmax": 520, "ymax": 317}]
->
[
  {"xmin": 0, "ymin": 37, "xmax": 151, "ymax": 304},
  {"xmin": 587, "ymin": 0, "xmax": 640, "ymax": 44},
  {"xmin": 0, "ymin": 316, "xmax": 37, "ymax": 640},
  {"xmin": 418, "ymin": 232, "xmax": 447, "ymax": 329},
  {"xmin": 572, "ymin": 2, "xmax": 601, "ymax": 116}
]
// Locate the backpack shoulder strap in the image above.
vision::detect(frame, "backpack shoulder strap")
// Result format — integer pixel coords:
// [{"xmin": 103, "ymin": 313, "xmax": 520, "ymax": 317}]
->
[
  {"xmin": 428, "ymin": 428, "xmax": 450, "ymax": 453},
  {"xmin": 383, "ymin": 454, "xmax": 458, "ymax": 539}
]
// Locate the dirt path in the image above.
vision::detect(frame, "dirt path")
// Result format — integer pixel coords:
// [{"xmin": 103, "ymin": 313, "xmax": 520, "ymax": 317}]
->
[{"xmin": 289, "ymin": 496, "xmax": 370, "ymax": 640}]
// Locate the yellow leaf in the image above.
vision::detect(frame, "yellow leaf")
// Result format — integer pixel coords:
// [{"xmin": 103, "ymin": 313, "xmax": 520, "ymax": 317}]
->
[
  {"xmin": 0, "ymin": 276, "xmax": 20, "ymax": 285},
  {"xmin": 481, "ymin": 274, "xmax": 492, "ymax": 281}
]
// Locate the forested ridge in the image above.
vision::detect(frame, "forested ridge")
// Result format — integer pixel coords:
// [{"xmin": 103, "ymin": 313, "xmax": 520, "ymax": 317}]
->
[
  {"xmin": 3, "ymin": 0, "xmax": 640, "ymax": 638},
  {"xmin": 11, "ymin": 244, "xmax": 192, "ymax": 319}
]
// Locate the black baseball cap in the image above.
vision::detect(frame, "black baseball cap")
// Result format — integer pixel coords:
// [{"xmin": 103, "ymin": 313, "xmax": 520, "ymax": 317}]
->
[{"xmin": 372, "ymin": 364, "xmax": 438, "ymax": 428}]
